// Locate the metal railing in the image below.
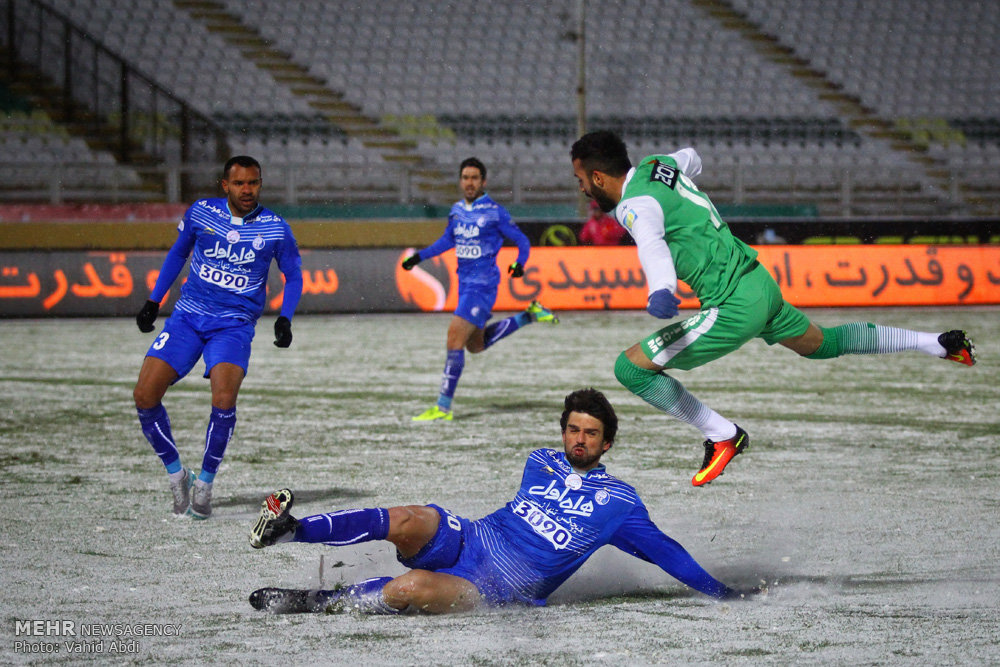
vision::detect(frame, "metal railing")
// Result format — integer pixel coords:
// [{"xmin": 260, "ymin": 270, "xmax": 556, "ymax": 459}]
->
[
  {"xmin": 1, "ymin": 0, "xmax": 987, "ymax": 218},
  {"xmin": 0, "ymin": 160, "xmax": 982, "ymax": 219},
  {"xmin": 1, "ymin": 0, "xmax": 229, "ymax": 193}
]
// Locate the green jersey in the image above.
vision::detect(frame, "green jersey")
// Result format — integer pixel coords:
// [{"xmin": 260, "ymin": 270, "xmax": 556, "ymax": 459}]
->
[{"xmin": 615, "ymin": 151, "xmax": 758, "ymax": 308}]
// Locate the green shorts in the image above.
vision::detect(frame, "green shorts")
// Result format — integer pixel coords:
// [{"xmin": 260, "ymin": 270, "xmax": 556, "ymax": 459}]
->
[{"xmin": 640, "ymin": 263, "xmax": 810, "ymax": 371}]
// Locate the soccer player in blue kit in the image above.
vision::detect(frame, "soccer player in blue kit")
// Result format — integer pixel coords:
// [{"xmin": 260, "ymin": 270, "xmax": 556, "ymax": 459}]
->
[
  {"xmin": 248, "ymin": 388, "xmax": 752, "ymax": 614},
  {"xmin": 133, "ymin": 156, "xmax": 303, "ymax": 519},
  {"xmin": 401, "ymin": 157, "xmax": 559, "ymax": 421}
]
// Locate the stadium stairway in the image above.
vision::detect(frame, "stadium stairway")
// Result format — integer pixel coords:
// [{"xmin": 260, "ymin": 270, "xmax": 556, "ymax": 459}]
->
[
  {"xmin": 0, "ymin": 47, "xmax": 162, "ymax": 201},
  {"xmin": 691, "ymin": 0, "xmax": 970, "ymax": 216},
  {"xmin": 171, "ymin": 0, "xmax": 456, "ymax": 202}
]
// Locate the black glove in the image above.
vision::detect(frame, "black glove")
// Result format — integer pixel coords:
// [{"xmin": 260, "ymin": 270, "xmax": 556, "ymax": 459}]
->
[
  {"xmin": 401, "ymin": 253, "xmax": 421, "ymax": 270},
  {"xmin": 273, "ymin": 316, "xmax": 292, "ymax": 348},
  {"xmin": 136, "ymin": 299, "xmax": 159, "ymax": 333},
  {"xmin": 508, "ymin": 262, "xmax": 524, "ymax": 278}
]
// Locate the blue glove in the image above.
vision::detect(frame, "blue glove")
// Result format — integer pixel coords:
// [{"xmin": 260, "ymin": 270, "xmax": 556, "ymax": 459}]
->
[{"xmin": 646, "ymin": 289, "xmax": 680, "ymax": 319}]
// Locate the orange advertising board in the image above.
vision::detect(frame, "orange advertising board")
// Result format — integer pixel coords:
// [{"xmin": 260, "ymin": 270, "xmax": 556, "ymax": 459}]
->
[
  {"xmin": 749, "ymin": 245, "xmax": 998, "ymax": 307},
  {"xmin": 417, "ymin": 245, "xmax": 999, "ymax": 311},
  {"xmin": 2, "ymin": 245, "xmax": 997, "ymax": 317}
]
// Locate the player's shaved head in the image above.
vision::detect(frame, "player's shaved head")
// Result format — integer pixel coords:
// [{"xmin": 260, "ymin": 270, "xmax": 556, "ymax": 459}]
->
[{"xmin": 560, "ymin": 388, "xmax": 618, "ymax": 446}]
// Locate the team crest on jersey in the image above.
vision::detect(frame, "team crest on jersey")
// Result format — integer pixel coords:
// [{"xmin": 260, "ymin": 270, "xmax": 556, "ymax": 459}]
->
[
  {"xmin": 226, "ymin": 230, "xmax": 240, "ymax": 244},
  {"xmin": 595, "ymin": 489, "xmax": 610, "ymax": 505},
  {"xmin": 650, "ymin": 161, "xmax": 678, "ymax": 188},
  {"xmin": 252, "ymin": 235, "xmax": 265, "ymax": 250}
]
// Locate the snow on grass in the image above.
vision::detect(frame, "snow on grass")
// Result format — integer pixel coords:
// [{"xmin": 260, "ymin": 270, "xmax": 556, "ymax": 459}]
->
[{"xmin": 1, "ymin": 307, "xmax": 998, "ymax": 664}]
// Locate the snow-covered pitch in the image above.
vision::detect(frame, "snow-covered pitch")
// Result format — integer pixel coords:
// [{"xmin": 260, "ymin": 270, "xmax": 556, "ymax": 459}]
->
[{"xmin": 2, "ymin": 308, "xmax": 997, "ymax": 664}]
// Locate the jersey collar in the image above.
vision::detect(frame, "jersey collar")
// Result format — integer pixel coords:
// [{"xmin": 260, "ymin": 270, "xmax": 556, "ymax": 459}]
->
[
  {"xmin": 613, "ymin": 168, "xmax": 637, "ymax": 219},
  {"xmin": 557, "ymin": 451, "xmax": 607, "ymax": 477},
  {"xmin": 620, "ymin": 167, "xmax": 637, "ymax": 195},
  {"xmin": 226, "ymin": 202, "xmax": 264, "ymax": 224},
  {"xmin": 461, "ymin": 193, "xmax": 489, "ymax": 211}
]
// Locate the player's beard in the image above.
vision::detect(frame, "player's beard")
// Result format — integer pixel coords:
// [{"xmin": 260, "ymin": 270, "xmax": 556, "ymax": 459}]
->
[
  {"xmin": 588, "ymin": 185, "xmax": 618, "ymax": 214},
  {"xmin": 566, "ymin": 446, "xmax": 602, "ymax": 471}
]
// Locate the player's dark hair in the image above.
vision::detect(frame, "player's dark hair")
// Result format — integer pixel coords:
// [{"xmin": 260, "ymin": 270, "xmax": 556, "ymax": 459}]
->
[
  {"xmin": 459, "ymin": 157, "xmax": 486, "ymax": 180},
  {"xmin": 570, "ymin": 131, "xmax": 632, "ymax": 177},
  {"xmin": 223, "ymin": 155, "xmax": 262, "ymax": 178},
  {"xmin": 560, "ymin": 388, "xmax": 618, "ymax": 446}
]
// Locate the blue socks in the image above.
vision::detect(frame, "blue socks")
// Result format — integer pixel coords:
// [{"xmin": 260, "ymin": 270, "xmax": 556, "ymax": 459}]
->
[
  {"xmin": 295, "ymin": 508, "xmax": 391, "ymax": 545},
  {"xmin": 343, "ymin": 577, "xmax": 399, "ymax": 614},
  {"xmin": 139, "ymin": 404, "xmax": 237, "ymax": 483},
  {"xmin": 137, "ymin": 404, "xmax": 181, "ymax": 473},
  {"xmin": 334, "ymin": 576, "xmax": 399, "ymax": 614},
  {"xmin": 435, "ymin": 312, "xmax": 532, "ymax": 411},
  {"xmin": 436, "ymin": 349, "xmax": 465, "ymax": 411},
  {"xmin": 483, "ymin": 312, "xmax": 530, "ymax": 349},
  {"xmin": 295, "ymin": 514, "xmax": 398, "ymax": 613},
  {"xmin": 199, "ymin": 406, "xmax": 236, "ymax": 484}
]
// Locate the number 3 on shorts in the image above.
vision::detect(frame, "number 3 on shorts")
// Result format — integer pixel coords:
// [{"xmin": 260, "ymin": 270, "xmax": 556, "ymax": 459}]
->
[{"xmin": 152, "ymin": 331, "xmax": 170, "ymax": 350}]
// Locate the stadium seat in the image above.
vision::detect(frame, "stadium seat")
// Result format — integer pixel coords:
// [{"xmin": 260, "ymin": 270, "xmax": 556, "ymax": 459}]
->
[{"xmin": 6, "ymin": 0, "xmax": 995, "ymax": 213}]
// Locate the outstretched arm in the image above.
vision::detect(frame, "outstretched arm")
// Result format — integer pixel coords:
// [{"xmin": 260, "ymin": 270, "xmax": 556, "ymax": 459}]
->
[
  {"xmin": 609, "ymin": 506, "xmax": 733, "ymax": 599},
  {"xmin": 402, "ymin": 218, "xmax": 457, "ymax": 270},
  {"xmin": 417, "ymin": 223, "xmax": 458, "ymax": 262}
]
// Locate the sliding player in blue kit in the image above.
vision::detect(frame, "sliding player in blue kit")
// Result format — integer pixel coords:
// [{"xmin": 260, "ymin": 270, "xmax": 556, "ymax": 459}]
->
[
  {"xmin": 248, "ymin": 388, "xmax": 755, "ymax": 614},
  {"xmin": 401, "ymin": 157, "xmax": 559, "ymax": 421},
  {"xmin": 133, "ymin": 156, "xmax": 303, "ymax": 520}
]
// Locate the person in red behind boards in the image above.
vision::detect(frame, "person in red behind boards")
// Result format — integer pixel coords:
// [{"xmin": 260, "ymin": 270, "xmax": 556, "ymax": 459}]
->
[{"xmin": 579, "ymin": 200, "xmax": 627, "ymax": 246}]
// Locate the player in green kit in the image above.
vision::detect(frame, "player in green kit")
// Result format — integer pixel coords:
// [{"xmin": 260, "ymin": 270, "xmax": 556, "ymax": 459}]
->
[{"xmin": 570, "ymin": 131, "xmax": 976, "ymax": 487}]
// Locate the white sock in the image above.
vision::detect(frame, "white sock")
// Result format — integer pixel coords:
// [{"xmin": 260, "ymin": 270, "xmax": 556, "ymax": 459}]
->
[{"xmin": 916, "ymin": 331, "xmax": 947, "ymax": 357}]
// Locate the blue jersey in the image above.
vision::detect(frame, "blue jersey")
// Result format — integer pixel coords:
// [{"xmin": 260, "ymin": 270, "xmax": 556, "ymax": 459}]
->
[
  {"xmin": 417, "ymin": 193, "xmax": 530, "ymax": 289},
  {"xmin": 470, "ymin": 449, "xmax": 730, "ymax": 604},
  {"xmin": 151, "ymin": 198, "xmax": 302, "ymax": 323}
]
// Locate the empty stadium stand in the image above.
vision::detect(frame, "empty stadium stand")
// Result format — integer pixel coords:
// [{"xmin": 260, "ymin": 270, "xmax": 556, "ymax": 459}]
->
[{"xmin": 0, "ymin": 0, "xmax": 996, "ymax": 216}]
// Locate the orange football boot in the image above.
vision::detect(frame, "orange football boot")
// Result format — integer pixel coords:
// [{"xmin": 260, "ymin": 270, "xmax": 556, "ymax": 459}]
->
[{"xmin": 692, "ymin": 426, "xmax": 749, "ymax": 487}]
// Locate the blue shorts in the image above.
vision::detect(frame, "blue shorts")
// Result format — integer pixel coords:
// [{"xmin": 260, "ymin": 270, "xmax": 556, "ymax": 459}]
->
[
  {"xmin": 397, "ymin": 505, "xmax": 534, "ymax": 607},
  {"xmin": 146, "ymin": 311, "xmax": 256, "ymax": 381},
  {"xmin": 455, "ymin": 285, "xmax": 497, "ymax": 329}
]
